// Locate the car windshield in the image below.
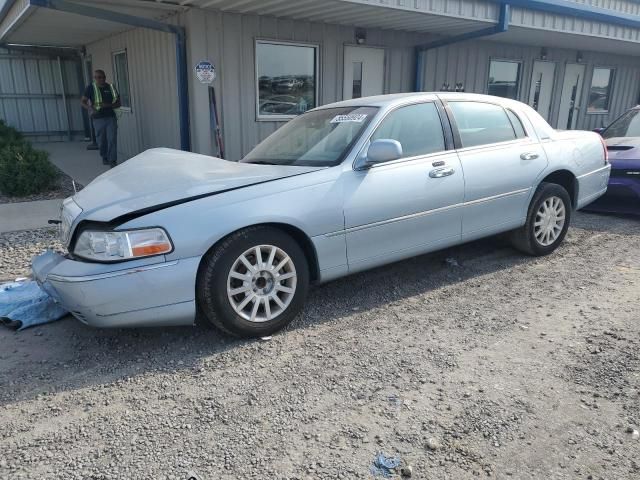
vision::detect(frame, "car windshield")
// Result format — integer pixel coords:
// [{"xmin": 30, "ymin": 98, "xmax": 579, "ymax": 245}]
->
[
  {"xmin": 603, "ymin": 108, "xmax": 640, "ymax": 139},
  {"xmin": 242, "ymin": 106, "xmax": 378, "ymax": 167}
]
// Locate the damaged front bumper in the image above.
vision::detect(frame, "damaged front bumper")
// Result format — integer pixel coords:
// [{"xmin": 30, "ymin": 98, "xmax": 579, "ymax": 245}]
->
[{"xmin": 32, "ymin": 250, "xmax": 199, "ymax": 328}]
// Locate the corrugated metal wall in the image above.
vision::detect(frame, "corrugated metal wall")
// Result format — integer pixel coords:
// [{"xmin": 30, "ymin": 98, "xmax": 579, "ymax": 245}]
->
[
  {"xmin": 420, "ymin": 39, "xmax": 640, "ymax": 130},
  {"xmin": 186, "ymin": 9, "xmax": 431, "ymax": 160},
  {"xmin": 0, "ymin": 47, "xmax": 84, "ymax": 142},
  {"xmin": 85, "ymin": 14, "xmax": 182, "ymax": 161}
]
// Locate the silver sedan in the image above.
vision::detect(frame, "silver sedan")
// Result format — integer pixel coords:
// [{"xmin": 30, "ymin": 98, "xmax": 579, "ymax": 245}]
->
[{"xmin": 33, "ymin": 93, "xmax": 610, "ymax": 337}]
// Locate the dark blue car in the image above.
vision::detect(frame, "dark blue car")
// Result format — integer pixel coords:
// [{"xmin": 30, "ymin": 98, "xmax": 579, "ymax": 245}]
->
[{"xmin": 588, "ymin": 106, "xmax": 640, "ymax": 215}]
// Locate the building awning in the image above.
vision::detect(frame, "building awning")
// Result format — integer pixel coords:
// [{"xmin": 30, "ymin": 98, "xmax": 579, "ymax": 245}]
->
[
  {"xmin": 0, "ymin": 0, "xmax": 180, "ymax": 47},
  {"xmin": 2, "ymin": 0, "xmax": 639, "ymax": 56}
]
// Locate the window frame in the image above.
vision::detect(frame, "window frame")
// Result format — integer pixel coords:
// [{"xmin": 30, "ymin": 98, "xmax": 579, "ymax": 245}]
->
[
  {"xmin": 486, "ymin": 58, "xmax": 523, "ymax": 101},
  {"xmin": 112, "ymin": 49, "xmax": 132, "ymax": 112},
  {"xmin": 353, "ymin": 100, "xmax": 453, "ymax": 170},
  {"xmin": 444, "ymin": 100, "xmax": 529, "ymax": 151},
  {"xmin": 586, "ymin": 66, "xmax": 615, "ymax": 115},
  {"xmin": 255, "ymin": 39, "xmax": 320, "ymax": 122},
  {"xmin": 505, "ymin": 108, "xmax": 529, "ymax": 139}
]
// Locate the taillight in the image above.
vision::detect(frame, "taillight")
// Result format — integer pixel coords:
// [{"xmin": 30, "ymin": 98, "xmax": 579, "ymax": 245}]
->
[{"xmin": 599, "ymin": 136, "xmax": 609, "ymax": 165}]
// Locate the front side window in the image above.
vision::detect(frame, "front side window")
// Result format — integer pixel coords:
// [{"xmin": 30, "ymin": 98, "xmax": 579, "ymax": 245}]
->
[
  {"xmin": 603, "ymin": 108, "xmax": 640, "ymax": 139},
  {"xmin": 487, "ymin": 60, "xmax": 521, "ymax": 100},
  {"xmin": 113, "ymin": 51, "xmax": 131, "ymax": 109},
  {"xmin": 588, "ymin": 68, "xmax": 615, "ymax": 113},
  {"xmin": 371, "ymin": 103, "xmax": 445, "ymax": 158},
  {"xmin": 256, "ymin": 41, "xmax": 318, "ymax": 120},
  {"xmin": 449, "ymin": 101, "xmax": 517, "ymax": 148},
  {"xmin": 242, "ymin": 106, "xmax": 377, "ymax": 167}
]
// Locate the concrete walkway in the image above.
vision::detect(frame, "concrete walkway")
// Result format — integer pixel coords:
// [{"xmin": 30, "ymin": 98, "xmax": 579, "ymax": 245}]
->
[
  {"xmin": 41, "ymin": 141, "xmax": 109, "ymax": 187},
  {"xmin": 0, "ymin": 199, "xmax": 61, "ymax": 233}
]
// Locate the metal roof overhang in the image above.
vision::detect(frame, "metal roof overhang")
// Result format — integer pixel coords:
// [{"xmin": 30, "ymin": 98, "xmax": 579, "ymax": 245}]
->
[
  {"xmin": 0, "ymin": 0, "xmax": 181, "ymax": 47},
  {"xmin": 3, "ymin": 0, "xmax": 639, "ymax": 55}
]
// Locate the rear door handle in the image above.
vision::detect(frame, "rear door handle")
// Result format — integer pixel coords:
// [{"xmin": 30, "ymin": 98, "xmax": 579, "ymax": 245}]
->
[
  {"xmin": 429, "ymin": 167, "xmax": 455, "ymax": 178},
  {"xmin": 520, "ymin": 152, "xmax": 539, "ymax": 160}
]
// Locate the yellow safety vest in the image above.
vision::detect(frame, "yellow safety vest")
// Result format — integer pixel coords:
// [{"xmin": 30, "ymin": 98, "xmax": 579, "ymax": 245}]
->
[{"xmin": 92, "ymin": 82, "xmax": 118, "ymax": 111}]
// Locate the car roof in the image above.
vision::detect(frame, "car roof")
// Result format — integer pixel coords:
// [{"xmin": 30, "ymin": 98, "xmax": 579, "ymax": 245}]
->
[{"xmin": 312, "ymin": 92, "xmax": 528, "ymax": 110}]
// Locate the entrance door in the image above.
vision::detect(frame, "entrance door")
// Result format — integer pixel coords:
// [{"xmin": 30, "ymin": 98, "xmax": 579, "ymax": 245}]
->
[
  {"xmin": 343, "ymin": 46, "xmax": 384, "ymax": 100},
  {"xmin": 528, "ymin": 61, "xmax": 556, "ymax": 121},
  {"xmin": 557, "ymin": 64, "xmax": 585, "ymax": 130}
]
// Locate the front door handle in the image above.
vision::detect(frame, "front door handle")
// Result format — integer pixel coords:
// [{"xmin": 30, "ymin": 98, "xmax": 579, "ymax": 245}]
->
[
  {"xmin": 520, "ymin": 152, "xmax": 539, "ymax": 161},
  {"xmin": 429, "ymin": 167, "xmax": 455, "ymax": 178}
]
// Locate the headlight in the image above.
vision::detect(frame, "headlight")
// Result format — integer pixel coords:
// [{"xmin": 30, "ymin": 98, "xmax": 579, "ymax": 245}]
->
[{"xmin": 74, "ymin": 228, "xmax": 173, "ymax": 262}]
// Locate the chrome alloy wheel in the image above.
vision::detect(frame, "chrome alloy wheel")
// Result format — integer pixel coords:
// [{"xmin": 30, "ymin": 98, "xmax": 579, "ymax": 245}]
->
[
  {"xmin": 227, "ymin": 245, "xmax": 297, "ymax": 323},
  {"xmin": 534, "ymin": 196, "xmax": 566, "ymax": 247}
]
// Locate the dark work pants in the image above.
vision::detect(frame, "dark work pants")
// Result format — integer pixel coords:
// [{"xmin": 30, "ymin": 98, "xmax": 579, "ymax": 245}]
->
[{"xmin": 93, "ymin": 116, "xmax": 118, "ymax": 165}]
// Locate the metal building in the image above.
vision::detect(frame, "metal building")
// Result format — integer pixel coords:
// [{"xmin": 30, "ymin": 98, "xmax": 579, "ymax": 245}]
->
[{"xmin": 1, "ymin": 0, "xmax": 639, "ymax": 161}]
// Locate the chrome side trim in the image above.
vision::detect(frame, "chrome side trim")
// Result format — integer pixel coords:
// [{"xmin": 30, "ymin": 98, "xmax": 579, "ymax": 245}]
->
[
  {"xmin": 462, "ymin": 188, "xmax": 530, "ymax": 206},
  {"xmin": 47, "ymin": 261, "xmax": 179, "ymax": 283},
  {"xmin": 577, "ymin": 165, "xmax": 611, "ymax": 179},
  {"xmin": 327, "ymin": 188, "xmax": 530, "ymax": 237}
]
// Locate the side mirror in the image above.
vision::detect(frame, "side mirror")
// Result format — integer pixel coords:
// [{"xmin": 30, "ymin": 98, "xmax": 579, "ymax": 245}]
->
[
  {"xmin": 365, "ymin": 139, "xmax": 403, "ymax": 166},
  {"xmin": 593, "ymin": 127, "xmax": 605, "ymax": 135}
]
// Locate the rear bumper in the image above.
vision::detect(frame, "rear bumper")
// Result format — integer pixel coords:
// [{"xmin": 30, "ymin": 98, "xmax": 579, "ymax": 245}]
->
[
  {"xmin": 576, "ymin": 165, "xmax": 611, "ymax": 210},
  {"xmin": 584, "ymin": 176, "xmax": 640, "ymax": 214},
  {"xmin": 32, "ymin": 251, "xmax": 199, "ymax": 328}
]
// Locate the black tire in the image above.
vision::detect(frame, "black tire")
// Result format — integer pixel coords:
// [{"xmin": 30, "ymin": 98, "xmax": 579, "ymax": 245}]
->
[
  {"xmin": 510, "ymin": 182, "xmax": 572, "ymax": 256},
  {"xmin": 197, "ymin": 226, "xmax": 309, "ymax": 338}
]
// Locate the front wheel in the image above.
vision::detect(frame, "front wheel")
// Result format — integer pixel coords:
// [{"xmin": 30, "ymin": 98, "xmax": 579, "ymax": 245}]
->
[
  {"xmin": 510, "ymin": 182, "xmax": 572, "ymax": 256},
  {"xmin": 197, "ymin": 226, "xmax": 309, "ymax": 338}
]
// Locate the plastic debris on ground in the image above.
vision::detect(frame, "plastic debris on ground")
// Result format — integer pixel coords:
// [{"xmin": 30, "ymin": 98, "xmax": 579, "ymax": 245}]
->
[
  {"xmin": 0, "ymin": 280, "xmax": 68, "ymax": 331},
  {"xmin": 370, "ymin": 452, "xmax": 401, "ymax": 478}
]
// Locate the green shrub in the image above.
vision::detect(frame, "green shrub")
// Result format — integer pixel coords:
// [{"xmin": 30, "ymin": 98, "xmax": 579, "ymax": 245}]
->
[
  {"xmin": 0, "ymin": 143, "xmax": 59, "ymax": 196},
  {"xmin": 0, "ymin": 120, "xmax": 24, "ymax": 150}
]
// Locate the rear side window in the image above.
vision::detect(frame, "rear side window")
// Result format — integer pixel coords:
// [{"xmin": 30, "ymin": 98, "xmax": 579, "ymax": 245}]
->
[
  {"xmin": 507, "ymin": 109, "xmax": 527, "ymax": 138},
  {"xmin": 448, "ymin": 101, "xmax": 517, "ymax": 148},
  {"xmin": 371, "ymin": 102, "xmax": 445, "ymax": 158}
]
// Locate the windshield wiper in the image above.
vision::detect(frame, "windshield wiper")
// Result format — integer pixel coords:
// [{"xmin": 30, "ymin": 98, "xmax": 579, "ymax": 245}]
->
[{"xmin": 244, "ymin": 160, "xmax": 281, "ymax": 165}]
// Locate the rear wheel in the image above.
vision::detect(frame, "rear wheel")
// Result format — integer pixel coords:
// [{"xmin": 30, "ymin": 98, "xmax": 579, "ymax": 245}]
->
[
  {"xmin": 197, "ymin": 226, "xmax": 309, "ymax": 337},
  {"xmin": 510, "ymin": 182, "xmax": 572, "ymax": 256}
]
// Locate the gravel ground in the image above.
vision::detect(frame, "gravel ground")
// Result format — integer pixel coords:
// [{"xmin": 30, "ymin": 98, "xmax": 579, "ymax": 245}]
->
[
  {"xmin": 0, "ymin": 212, "xmax": 639, "ymax": 480},
  {"xmin": 0, "ymin": 228, "xmax": 62, "ymax": 282}
]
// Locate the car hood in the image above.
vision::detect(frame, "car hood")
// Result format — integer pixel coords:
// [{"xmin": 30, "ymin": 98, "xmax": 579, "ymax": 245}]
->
[
  {"xmin": 73, "ymin": 148, "xmax": 322, "ymax": 221},
  {"xmin": 605, "ymin": 137, "xmax": 640, "ymax": 163}
]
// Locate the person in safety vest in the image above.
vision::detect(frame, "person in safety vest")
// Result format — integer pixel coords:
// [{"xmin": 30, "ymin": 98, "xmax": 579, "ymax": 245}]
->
[{"xmin": 81, "ymin": 70, "xmax": 121, "ymax": 167}]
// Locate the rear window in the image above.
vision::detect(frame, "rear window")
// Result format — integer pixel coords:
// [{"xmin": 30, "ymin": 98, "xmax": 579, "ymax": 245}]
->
[
  {"xmin": 507, "ymin": 109, "xmax": 527, "ymax": 138},
  {"xmin": 449, "ymin": 101, "xmax": 517, "ymax": 148}
]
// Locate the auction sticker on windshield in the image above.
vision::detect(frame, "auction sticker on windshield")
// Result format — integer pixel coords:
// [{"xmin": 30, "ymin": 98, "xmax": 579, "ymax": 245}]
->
[{"xmin": 330, "ymin": 113, "xmax": 368, "ymax": 123}]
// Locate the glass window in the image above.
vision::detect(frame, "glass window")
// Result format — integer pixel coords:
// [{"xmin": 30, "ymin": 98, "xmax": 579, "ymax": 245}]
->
[
  {"xmin": 506, "ymin": 109, "xmax": 527, "ymax": 138},
  {"xmin": 242, "ymin": 106, "xmax": 377, "ymax": 167},
  {"xmin": 371, "ymin": 103, "xmax": 445, "ymax": 158},
  {"xmin": 602, "ymin": 108, "xmax": 640, "ymax": 139},
  {"xmin": 256, "ymin": 41, "xmax": 318, "ymax": 119},
  {"xmin": 588, "ymin": 68, "xmax": 614, "ymax": 113},
  {"xmin": 487, "ymin": 60, "xmax": 521, "ymax": 100},
  {"xmin": 449, "ymin": 101, "xmax": 517, "ymax": 148},
  {"xmin": 113, "ymin": 51, "xmax": 131, "ymax": 109}
]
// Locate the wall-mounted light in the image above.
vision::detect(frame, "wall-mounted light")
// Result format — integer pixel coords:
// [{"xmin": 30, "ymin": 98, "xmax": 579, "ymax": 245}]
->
[
  {"xmin": 355, "ymin": 28, "xmax": 366, "ymax": 45},
  {"xmin": 576, "ymin": 51, "xmax": 584, "ymax": 63},
  {"xmin": 540, "ymin": 47, "xmax": 548, "ymax": 60}
]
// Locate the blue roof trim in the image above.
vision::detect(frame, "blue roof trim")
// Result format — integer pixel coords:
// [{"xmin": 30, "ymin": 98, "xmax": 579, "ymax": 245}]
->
[{"xmin": 487, "ymin": 0, "xmax": 640, "ymax": 29}]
